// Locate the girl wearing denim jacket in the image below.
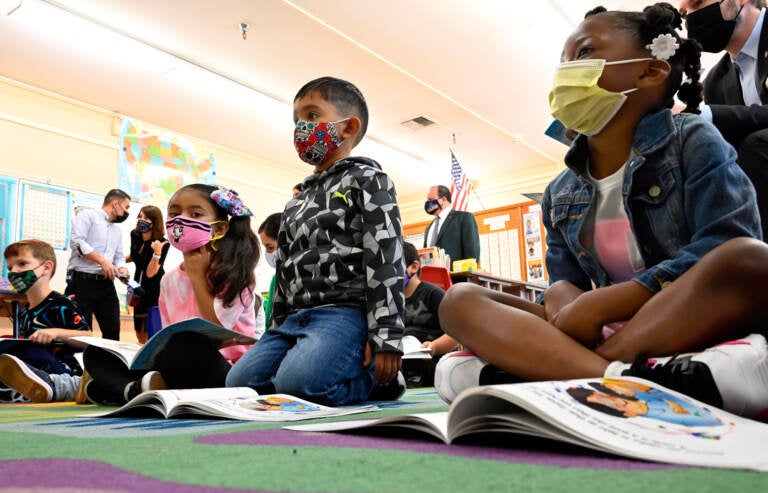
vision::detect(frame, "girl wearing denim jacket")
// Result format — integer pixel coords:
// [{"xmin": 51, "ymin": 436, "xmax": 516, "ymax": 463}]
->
[{"xmin": 436, "ymin": 3, "xmax": 768, "ymax": 420}]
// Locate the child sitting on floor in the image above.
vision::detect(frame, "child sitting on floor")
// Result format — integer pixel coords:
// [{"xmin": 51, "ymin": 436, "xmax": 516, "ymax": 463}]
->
[
  {"xmin": 400, "ymin": 241, "xmax": 457, "ymax": 387},
  {"xmin": 0, "ymin": 239, "xmax": 91, "ymax": 403},
  {"xmin": 82, "ymin": 184, "xmax": 260, "ymax": 405},
  {"xmin": 435, "ymin": 3, "xmax": 768, "ymax": 420}
]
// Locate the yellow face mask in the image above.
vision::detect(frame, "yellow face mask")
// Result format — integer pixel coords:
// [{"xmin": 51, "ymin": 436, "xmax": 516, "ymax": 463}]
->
[
  {"xmin": 548, "ymin": 58, "xmax": 650, "ymax": 137},
  {"xmin": 209, "ymin": 220, "xmax": 227, "ymax": 251}
]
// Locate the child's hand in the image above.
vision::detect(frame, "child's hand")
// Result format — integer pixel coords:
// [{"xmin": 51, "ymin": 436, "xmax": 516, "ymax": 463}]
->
[
  {"xmin": 549, "ymin": 292, "xmax": 605, "ymax": 347},
  {"xmin": 420, "ymin": 340, "xmax": 434, "ymax": 356},
  {"xmin": 364, "ymin": 342, "xmax": 402, "ymax": 385},
  {"xmin": 183, "ymin": 246, "xmax": 211, "ymax": 280},
  {"xmin": 423, "ymin": 335, "xmax": 459, "ymax": 357},
  {"xmin": 29, "ymin": 328, "xmax": 60, "ymax": 345}
]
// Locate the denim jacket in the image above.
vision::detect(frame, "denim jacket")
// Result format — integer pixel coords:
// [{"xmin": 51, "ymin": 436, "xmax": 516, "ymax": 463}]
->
[{"xmin": 541, "ymin": 109, "xmax": 761, "ymax": 296}]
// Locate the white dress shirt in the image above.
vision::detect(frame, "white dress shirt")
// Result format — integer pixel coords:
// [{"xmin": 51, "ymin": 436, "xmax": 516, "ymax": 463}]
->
[
  {"xmin": 67, "ymin": 207, "xmax": 126, "ymax": 274},
  {"xmin": 426, "ymin": 205, "xmax": 452, "ymax": 246}
]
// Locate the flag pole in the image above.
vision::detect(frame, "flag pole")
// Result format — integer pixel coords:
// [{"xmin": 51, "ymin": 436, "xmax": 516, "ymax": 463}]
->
[{"xmin": 470, "ymin": 182, "xmax": 486, "ymax": 210}]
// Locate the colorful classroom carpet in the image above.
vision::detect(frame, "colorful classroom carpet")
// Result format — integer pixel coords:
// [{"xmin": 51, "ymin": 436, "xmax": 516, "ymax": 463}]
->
[{"xmin": 0, "ymin": 388, "xmax": 765, "ymax": 492}]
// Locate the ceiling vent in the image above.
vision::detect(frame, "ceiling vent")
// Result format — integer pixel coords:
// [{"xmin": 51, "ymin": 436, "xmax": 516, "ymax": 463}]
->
[{"xmin": 401, "ymin": 115, "xmax": 438, "ymax": 130}]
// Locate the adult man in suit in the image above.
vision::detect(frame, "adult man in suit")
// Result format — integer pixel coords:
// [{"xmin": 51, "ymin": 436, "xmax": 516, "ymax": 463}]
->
[
  {"xmin": 681, "ymin": 0, "xmax": 768, "ymax": 239},
  {"xmin": 423, "ymin": 185, "xmax": 479, "ymax": 264}
]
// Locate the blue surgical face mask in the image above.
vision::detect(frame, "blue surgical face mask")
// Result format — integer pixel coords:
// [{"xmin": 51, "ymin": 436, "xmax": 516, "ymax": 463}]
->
[
  {"xmin": 265, "ymin": 251, "xmax": 277, "ymax": 268},
  {"xmin": 404, "ymin": 271, "xmax": 411, "ymax": 287}
]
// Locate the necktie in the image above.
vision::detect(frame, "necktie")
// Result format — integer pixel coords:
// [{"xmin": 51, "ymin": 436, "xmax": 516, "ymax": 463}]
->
[{"xmin": 429, "ymin": 216, "xmax": 441, "ymax": 246}]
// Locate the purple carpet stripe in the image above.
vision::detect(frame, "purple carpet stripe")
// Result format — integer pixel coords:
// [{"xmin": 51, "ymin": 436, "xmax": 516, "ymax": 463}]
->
[
  {"xmin": 0, "ymin": 458, "xmax": 281, "ymax": 493},
  {"xmin": 196, "ymin": 429, "xmax": 677, "ymax": 470}
]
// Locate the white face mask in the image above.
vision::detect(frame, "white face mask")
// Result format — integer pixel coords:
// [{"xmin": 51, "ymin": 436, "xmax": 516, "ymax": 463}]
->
[{"xmin": 265, "ymin": 250, "xmax": 277, "ymax": 268}]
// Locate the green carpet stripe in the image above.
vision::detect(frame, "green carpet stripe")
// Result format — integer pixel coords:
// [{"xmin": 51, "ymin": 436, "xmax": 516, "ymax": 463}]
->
[{"xmin": 0, "ymin": 431, "xmax": 765, "ymax": 492}]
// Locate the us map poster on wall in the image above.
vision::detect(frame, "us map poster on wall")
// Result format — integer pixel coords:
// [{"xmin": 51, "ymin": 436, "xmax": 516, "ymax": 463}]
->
[{"xmin": 118, "ymin": 117, "xmax": 217, "ymax": 205}]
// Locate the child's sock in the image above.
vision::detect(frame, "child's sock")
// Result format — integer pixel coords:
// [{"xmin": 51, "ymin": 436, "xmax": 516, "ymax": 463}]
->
[{"xmin": 48, "ymin": 373, "xmax": 81, "ymax": 402}]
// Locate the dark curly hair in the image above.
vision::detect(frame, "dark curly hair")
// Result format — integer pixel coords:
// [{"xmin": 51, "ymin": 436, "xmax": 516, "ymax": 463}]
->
[{"xmin": 585, "ymin": 2, "xmax": 703, "ymax": 114}]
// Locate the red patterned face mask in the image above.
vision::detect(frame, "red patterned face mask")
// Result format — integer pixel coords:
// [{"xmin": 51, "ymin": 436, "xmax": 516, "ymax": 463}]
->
[{"xmin": 294, "ymin": 118, "xmax": 348, "ymax": 166}]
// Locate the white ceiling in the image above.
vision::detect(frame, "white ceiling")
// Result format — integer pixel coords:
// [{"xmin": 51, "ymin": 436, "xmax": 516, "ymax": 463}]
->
[{"xmin": 0, "ymin": 0, "xmax": 716, "ymax": 212}]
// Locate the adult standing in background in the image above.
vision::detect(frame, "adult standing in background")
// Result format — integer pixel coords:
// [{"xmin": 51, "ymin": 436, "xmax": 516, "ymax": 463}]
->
[
  {"xmin": 65, "ymin": 188, "xmax": 131, "ymax": 340},
  {"xmin": 126, "ymin": 205, "xmax": 169, "ymax": 343},
  {"xmin": 680, "ymin": 0, "xmax": 768, "ymax": 239},
  {"xmin": 423, "ymin": 185, "xmax": 480, "ymax": 264}
]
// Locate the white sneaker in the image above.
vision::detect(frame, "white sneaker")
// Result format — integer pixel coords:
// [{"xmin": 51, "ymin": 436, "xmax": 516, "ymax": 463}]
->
[
  {"xmin": 618, "ymin": 334, "xmax": 768, "ymax": 419},
  {"xmin": 434, "ymin": 351, "xmax": 489, "ymax": 404}
]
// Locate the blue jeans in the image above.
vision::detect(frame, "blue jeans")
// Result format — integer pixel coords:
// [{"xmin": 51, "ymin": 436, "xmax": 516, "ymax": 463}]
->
[
  {"xmin": 226, "ymin": 306, "xmax": 374, "ymax": 406},
  {"xmin": 6, "ymin": 345, "xmax": 68, "ymax": 374}
]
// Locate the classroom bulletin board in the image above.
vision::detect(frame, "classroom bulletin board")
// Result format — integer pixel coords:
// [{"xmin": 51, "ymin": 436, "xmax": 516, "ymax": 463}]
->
[{"xmin": 404, "ymin": 202, "xmax": 548, "ymax": 285}]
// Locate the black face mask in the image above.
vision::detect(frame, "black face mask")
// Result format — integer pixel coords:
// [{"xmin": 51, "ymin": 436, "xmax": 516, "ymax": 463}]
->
[
  {"xmin": 424, "ymin": 199, "xmax": 440, "ymax": 215},
  {"xmin": 111, "ymin": 207, "xmax": 129, "ymax": 223},
  {"xmin": 112, "ymin": 212, "xmax": 129, "ymax": 223},
  {"xmin": 686, "ymin": 1, "xmax": 743, "ymax": 53},
  {"xmin": 111, "ymin": 202, "xmax": 129, "ymax": 223}
]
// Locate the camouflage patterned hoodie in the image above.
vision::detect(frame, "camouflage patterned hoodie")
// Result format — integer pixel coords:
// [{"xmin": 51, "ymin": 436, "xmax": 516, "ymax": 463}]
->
[{"xmin": 272, "ymin": 156, "xmax": 405, "ymax": 354}]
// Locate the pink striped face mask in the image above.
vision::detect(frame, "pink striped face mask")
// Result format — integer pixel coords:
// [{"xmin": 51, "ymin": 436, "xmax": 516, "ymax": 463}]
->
[{"xmin": 166, "ymin": 215, "xmax": 224, "ymax": 252}]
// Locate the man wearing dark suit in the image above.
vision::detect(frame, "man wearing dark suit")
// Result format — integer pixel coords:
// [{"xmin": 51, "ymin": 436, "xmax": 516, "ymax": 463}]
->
[
  {"xmin": 423, "ymin": 185, "xmax": 480, "ymax": 264},
  {"xmin": 681, "ymin": 0, "xmax": 768, "ymax": 239}
]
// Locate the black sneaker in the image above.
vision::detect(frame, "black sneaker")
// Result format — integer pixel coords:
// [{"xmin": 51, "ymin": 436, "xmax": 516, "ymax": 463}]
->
[
  {"xmin": 0, "ymin": 354, "xmax": 55, "ymax": 403},
  {"xmin": 84, "ymin": 380, "xmax": 124, "ymax": 406},
  {"xmin": 619, "ymin": 334, "xmax": 768, "ymax": 418},
  {"xmin": 368, "ymin": 371, "xmax": 406, "ymax": 401},
  {"xmin": 123, "ymin": 370, "xmax": 166, "ymax": 402}
]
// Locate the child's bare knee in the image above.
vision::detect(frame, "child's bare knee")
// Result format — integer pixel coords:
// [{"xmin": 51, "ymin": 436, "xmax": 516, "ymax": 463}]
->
[
  {"xmin": 715, "ymin": 237, "xmax": 768, "ymax": 279},
  {"xmin": 439, "ymin": 283, "xmax": 478, "ymax": 336}
]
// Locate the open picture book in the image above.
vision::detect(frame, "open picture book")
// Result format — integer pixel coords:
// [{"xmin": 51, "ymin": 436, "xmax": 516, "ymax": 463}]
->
[
  {"xmin": 85, "ymin": 387, "xmax": 377, "ymax": 421},
  {"xmin": 287, "ymin": 377, "xmax": 768, "ymax": 471},
  {"xmin": 401, "ymin": 335, "xmax": 432, "ymax": 360},
  {"xmin": 71, "ymin": 317, "xmax": 255, "ymax": 371}
]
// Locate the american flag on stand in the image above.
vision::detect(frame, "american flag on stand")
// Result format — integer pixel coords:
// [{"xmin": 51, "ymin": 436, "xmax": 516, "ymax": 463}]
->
[{"xmin": 450, "ymin": 150, "xmax": 471, "ymax": 211}]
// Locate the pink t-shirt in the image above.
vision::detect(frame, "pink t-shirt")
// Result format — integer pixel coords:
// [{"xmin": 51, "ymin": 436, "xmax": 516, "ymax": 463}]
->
[
  {"xmin": 581, "ymin": 163, "xmax": 646, "ymax": 341},
  {"xmin": 158, "ymin": 265, "xmax": 256, "ymax": 363}
]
